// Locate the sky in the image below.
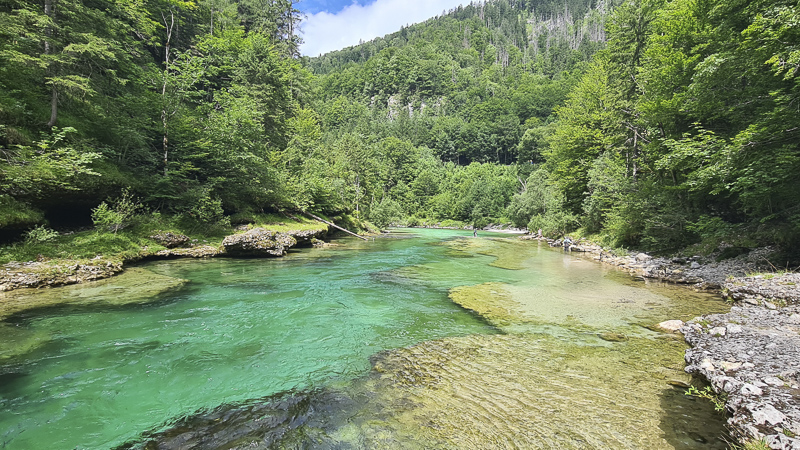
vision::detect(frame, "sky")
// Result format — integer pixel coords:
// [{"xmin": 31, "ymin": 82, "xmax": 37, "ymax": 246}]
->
[{"xmin": 298, "ymin": 0, "xmax": 467, "ymax": 57}]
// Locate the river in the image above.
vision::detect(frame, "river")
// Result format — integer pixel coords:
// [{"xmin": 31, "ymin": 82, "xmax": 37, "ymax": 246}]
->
[{"xmin": 0, "ymin": 228, "xmax": 730, "ymax": 449}]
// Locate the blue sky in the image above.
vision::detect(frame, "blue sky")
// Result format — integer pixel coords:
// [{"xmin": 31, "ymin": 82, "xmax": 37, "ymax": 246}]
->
[
  {"xmin": 298, "ymin": 0, "xmax": 360, "ymax": 15},
  {"xmin": 299, "ymin": 0, "xmax": 467, "ymax": 57}
]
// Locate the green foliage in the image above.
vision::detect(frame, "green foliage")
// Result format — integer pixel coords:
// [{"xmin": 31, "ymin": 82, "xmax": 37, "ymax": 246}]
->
[
  {"xmin": 685, "ymin": 386, "xmax": 727, "ymax": 412},
  {"xmin": 0, "ymin": 127, "xmax": 101, "ymax": 199},
  {"xmin": 91, "ymin": 189, "xmax": 142, "ymax": 233},
  {"xmin": 369, "ymin": 198, "xmax": 403, "ymax": 229},
  {"xmin": 0, "ymin": 213, "xmax": 181, "ymax": 265},
  {"xmin": 23, "ymin": 225, "xmax": 59, "ymax": 243},
  {"xmin": 185, "ymin": 188, "xmax": 230, "ymax": 231},
  {"xmin": 731, "ymin": 439, "xmax": 771, "ymax": 450},
  {"xmin": 505, "ymin": 168, "xmax": 576, "ymax": 236},
  {"xmin": 0, "ymin": 0, "xmax": 797, "ymax": 258},
  {"xmin": 0, "ymin": 195, "xmax": 44, "ymax": 229}
]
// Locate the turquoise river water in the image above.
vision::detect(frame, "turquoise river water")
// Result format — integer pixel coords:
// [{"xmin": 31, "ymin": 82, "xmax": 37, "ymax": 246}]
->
[{"xmin": 0, "ymin": 229, "xmax": 731, "ymax": 449}]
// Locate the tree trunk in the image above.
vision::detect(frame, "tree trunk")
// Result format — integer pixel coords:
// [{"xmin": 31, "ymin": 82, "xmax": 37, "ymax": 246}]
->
[
  {"xmin": 161, "ymin": 10, "xmax": 175, "ymax": 176},
  {"xmin": 47, "ymin": 84, "xmax": 58, "ymax": 128},
  {"xmin": 44, "ymin": 0, "xmax": 57, "ymax": 128}
]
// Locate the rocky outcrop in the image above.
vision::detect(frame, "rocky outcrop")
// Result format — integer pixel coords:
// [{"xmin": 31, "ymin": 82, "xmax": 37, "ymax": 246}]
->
[
  {"xmin": 0, "ymin": 259, "xmax": 123, "ymax": 291},
  {"xmin": 222, "ymin": 228, "xmax": 297, "ymax": 257},
  {"xmin": 683, "ymin": 275, "xmax": 800, "ymax": 449},
  {"xmin": 285, "ymin": 228, "xmax": 328, "ymax": 247},
  {"xmin": 155, "ymin": 245, "xmax": 222, "ymax": 258},
  {"xmin": 150, "ymin": 232, "xmax": 191, "ymax": 248}
]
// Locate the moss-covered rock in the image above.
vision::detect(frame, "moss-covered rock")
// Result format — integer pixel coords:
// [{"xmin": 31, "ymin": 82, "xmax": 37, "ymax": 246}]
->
[
  {"xmin": 0, "ymin": 258, "xmax": 123, "ymax": 291},
  {"xmin": 0, "ymin": 267, "xmax": 187, "ymax": 319}
]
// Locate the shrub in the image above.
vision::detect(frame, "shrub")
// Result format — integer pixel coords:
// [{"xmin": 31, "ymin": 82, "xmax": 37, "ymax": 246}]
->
[
  {"xmin": 92, "ymin": 189, "xmax": 141, "ymax": 233},
  {"xmin": 23, "ymin": 225, "xmax": 59, "ymax": 243},
  {"xmin": 369, "ymin": 198, "xmax": 403, "ymax": 229}
]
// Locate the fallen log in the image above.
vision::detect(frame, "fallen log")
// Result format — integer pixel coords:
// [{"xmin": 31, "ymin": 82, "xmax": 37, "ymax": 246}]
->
[{"xmin": 301, "ymin": 211, "xmax": 368, "ymax": 241}]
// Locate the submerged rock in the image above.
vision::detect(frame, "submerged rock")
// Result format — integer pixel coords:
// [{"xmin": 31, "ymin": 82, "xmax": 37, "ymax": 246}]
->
[
  {"xmin": 598, "ymin": 332, "xmax": 628, "ymax": 342},
  {"xmin": 0, "ymin": 259, "xmax": 123, "ymax": 292},
  {"xmin": 117, "ymin": 389, "xmax": 355, "ymax": 450},
  {"xmin": 222, "ymin": 228, "xmax": 297, "ymax": 257},
  {"xmin": 448, "ymin": 282, "xmax": 523, "ymax": 328},
  {"xmin": 0, "ymin": 322, "xmax": 51, "ymax": 361},
  {"xmin": 0, "ymin": 267, "xmax": 187, "ymax": 320}
]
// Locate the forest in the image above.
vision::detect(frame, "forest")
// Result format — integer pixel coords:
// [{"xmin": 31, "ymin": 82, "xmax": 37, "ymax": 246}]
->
[{"xmin": 0, "ymin": 0, "xmax": 798, "ymax": 259}]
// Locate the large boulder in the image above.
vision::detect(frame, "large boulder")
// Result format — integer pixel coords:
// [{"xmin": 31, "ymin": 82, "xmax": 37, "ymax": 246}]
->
[
  {"xmin": 150, "ymin": 232, "xmax": 191, "ymax": 248},
  {"xmin": 285, "ymin": 228, "xmax": 328, "ymax": 247},
  {"xmin": 222, "ymin": 228, "xmax": 297, "ymax": 257}
]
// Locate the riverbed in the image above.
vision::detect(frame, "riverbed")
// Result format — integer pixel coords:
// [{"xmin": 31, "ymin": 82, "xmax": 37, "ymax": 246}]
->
[{"xmin": 0, "ymin": 229, "xmax": 731, "ymax": 449}]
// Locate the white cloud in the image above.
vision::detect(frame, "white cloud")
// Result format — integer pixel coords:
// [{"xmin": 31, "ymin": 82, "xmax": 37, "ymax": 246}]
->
[{"xmin": 300, "ymin": 0, "xmax": 467, "ymax": 57}]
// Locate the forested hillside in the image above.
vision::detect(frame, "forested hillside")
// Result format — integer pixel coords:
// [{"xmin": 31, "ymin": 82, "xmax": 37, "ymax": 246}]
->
[
  {"xmin": 309, "ymin": 0, "xmax": 800, "ymax": 256},
  {"xmin": 0, "ymin": 0, "xmax": 308, "ymax": 238},
  {"xmin": 1, "ymin": 0, "xmax": 798, "ymax": 258}
]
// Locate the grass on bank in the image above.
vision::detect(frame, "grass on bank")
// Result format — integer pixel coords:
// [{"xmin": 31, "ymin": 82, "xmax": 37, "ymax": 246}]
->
[{"xmin": 0, "ymin": 210, "xmax": 350, "ymax": 265}]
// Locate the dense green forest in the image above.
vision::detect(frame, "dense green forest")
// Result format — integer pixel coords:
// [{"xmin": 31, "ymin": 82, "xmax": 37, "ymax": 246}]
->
[{"xmin": 1, "ymin": 0, "xmax": 798, "ymax": 258}]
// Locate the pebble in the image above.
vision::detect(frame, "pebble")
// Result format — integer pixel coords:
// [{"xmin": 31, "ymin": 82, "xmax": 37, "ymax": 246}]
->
[
  {"xmin": 764, "ymin": 377, "xmax": 784, "ymax": 387},
  {"xmin": 656, "ymin": 320, "xmax": 684, "ymax": 332},
  {"xmin": 727, "ymin": 324, "xmax": 744, "ymax": 334}
]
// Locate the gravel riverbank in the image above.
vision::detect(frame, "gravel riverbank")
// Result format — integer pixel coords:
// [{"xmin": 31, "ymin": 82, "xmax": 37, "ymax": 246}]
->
[
  {"xmin": 522, "ymin": 234, "xmax": 799, "ymax": 449},
  {"xmin": 682, "ymin": 274, "xmax": 800, "ymax": 450}
]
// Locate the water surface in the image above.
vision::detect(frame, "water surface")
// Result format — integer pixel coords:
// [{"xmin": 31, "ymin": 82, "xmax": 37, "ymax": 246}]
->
[{"xmin": 0, "ymin": 229, "xmax": 729, "ymax": 449}]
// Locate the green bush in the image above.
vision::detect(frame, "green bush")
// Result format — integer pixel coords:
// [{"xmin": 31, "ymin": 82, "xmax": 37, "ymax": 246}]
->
[
  {"xmin": 369, "ymin": 198, "xmax": 403, "ymax": 229},
  {"xmin": 527, "ymin": 210, "xmax": 576, "ymax": 237},
  {"xmin": 440, "ymin": 219, "xmax": 466, "ymax": 228},
  {"xmin": 92, "ymin": 189, "xmax": 142, "ymax": 233},
  {"xmin": 23, "ymin": 225, "xmax": 59, "ymax": 243}
]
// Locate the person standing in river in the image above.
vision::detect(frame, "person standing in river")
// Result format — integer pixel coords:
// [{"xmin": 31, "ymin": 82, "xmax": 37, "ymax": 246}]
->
[{"xmin": 473, "ymin": 227, "xmax": 478, "ymax": 237}]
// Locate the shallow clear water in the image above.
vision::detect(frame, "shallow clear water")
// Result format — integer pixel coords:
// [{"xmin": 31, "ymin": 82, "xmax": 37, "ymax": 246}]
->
[{"xmin": 0, "ymin": 229, "xmax": 730, "ymax": 449}]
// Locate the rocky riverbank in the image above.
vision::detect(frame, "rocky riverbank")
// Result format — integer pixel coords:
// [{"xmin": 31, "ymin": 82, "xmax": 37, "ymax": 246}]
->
[
  {"xmin": 521, "ymin": 234, "xmax": 799, "ymax": 449},
  {"xmin": 0, "ymin": 226, "xmax": 331, "ymax": 292},
  {"xmin": 682, "ymin": 273, "xmax": 800, "ymax": 449},
  {"xmin": 521, "ymin": 235, "xmax": 771, "ymax": 289}
]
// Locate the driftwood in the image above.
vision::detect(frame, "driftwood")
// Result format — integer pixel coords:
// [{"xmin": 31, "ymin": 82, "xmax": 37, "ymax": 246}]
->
[{"xmin": 301, "ymin": 211, "xmax": 368, "ymax": 241}]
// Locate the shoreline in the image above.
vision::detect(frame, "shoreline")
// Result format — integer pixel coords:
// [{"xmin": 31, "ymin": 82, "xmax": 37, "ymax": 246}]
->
[
  {"xmin": 2, "ymin": 227, "xmax": 797, "ymax": 448},
  {"xmin": 524, "ymin": 234, "xmax": 799, "ymax": 449},
  {"xmin": 0, "ymin": 226, "xmax": 339, "ymax": 293}
]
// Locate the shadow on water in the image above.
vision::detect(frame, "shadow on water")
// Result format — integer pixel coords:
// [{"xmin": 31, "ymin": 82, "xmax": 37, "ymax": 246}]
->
[
  {"xmin": 115, "ymin": 388, "xmax": 359, "ymax": 450},
  {"xmin": 658, "ymin": 383, "xmax": 732, "ymax": 449},
  {"xmin": 0, "ymin": 370, "xmax": 29, "ymax": 395},
  {"xmin": 118, "ymin": 334, "xmax": 733, "ymax": 450}
]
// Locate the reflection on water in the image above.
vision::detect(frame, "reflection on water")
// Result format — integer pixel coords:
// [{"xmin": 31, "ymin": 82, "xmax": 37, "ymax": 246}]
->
[{"xmin": 1, "ymin": 229, "xmax": 730, "ymax": 449}]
